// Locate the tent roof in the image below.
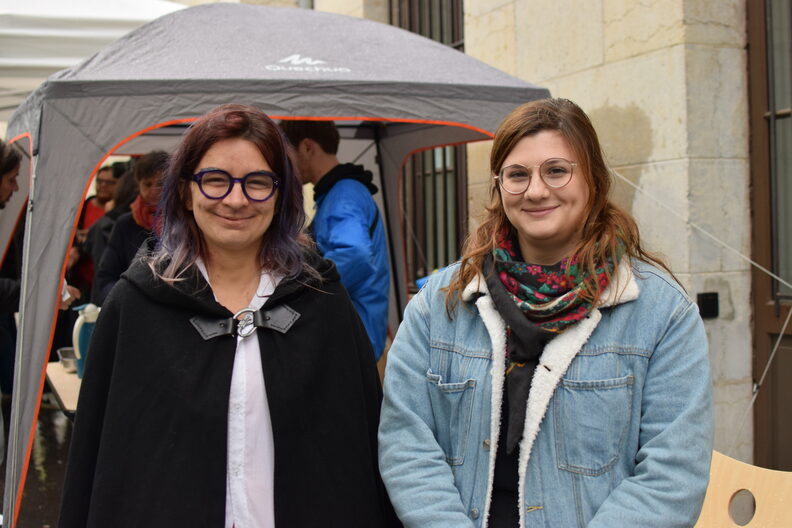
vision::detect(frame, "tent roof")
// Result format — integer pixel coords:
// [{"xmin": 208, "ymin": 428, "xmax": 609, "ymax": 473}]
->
[{"xmin": 10, "ymin": 3, "xmax": 545, "ymax": 143}]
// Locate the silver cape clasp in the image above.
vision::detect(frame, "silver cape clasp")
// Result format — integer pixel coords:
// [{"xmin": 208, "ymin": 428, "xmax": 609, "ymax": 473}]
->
[
  {"xmin": 190, "ymin": 304, "xmax": 300, "ymax": 341},
  {"xmin": 233, "ymin": 307, "xmax": 257, "ymax": 338}
]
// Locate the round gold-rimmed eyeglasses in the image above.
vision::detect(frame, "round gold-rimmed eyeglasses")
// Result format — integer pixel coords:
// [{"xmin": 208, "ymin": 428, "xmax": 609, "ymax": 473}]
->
[{"xmin": 494, "ymin": 158, "xmax": 577, "ymax": 194}]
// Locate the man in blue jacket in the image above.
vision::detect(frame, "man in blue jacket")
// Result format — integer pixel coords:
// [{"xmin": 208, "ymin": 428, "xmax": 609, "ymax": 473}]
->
[{"xmin": 281, "ymin": 120, "xmax": 389, "ymax": 360}]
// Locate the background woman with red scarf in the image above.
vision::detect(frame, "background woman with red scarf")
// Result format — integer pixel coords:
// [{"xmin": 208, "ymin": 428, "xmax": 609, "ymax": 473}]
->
[
  {"xmin": 93, "ymin": 150, "xmax": 168, "ymax": 305},
  {"xmin": 378, "ymin": 98, "xmax": 713, "ymax": 528}
]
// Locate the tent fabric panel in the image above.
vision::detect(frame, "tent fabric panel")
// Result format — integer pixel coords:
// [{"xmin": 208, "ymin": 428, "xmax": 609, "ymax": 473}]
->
[
  {"xmin": 2, "ymin": 105, "xmax": 107, "ymax": 526},
  {"xmin": 377, "ymin": 124, "xmax": 491, "ymax": 312},
  {"xmin": 5, "ymin": 89, "xmax": 44, "ymax": 149},
  {"xmin": 332, "ymin": 137, "xmax": 402, "ymax": 336}
]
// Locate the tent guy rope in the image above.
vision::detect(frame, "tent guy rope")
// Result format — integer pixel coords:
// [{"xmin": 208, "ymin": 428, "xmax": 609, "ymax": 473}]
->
[{"xmin": 611, "ymin": 169, "xmax": 788, "ymax": 460}]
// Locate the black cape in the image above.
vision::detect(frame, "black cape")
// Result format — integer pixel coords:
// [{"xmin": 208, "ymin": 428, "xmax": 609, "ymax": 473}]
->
[{"xmin": 58, "ymin": 252, "xmax": 399, "ymax": 527}]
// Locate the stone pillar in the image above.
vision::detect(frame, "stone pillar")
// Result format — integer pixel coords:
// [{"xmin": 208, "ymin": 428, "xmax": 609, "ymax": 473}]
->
[
  {"xmin": 314, "ymin": 0, "xmax": 388, "ymax": 23},
  {"xmin": 464, "ymin": 1, "xmax": 518, "ymax": 229},
  {"xmin": 172, "ymin": 0, "xmax": 302, "ymax": 7},
  {"xmin": 466, "ymin": 0, "xmax": 753, "ymax": 461}
]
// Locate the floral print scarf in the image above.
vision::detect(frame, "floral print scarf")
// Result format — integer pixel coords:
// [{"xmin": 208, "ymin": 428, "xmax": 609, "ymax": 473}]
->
[
  {"xmin": 493, "ymin": 233, "xmax": 615, "ymax": 333},
  {"xmin": 489, "ymin": 230, "xmax": 620, "ymax": 453}
]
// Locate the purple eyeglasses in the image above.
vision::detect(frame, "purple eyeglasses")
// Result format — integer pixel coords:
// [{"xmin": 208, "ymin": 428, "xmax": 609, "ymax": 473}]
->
[{"xmin": 191, "ymin": 168, "xmax": 280, "ymax": 202}]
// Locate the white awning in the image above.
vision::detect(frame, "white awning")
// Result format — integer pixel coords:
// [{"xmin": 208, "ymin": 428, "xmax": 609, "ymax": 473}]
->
[{"xmin": 0, "ymin": 0, "xmax": 185, "ymax": 120}]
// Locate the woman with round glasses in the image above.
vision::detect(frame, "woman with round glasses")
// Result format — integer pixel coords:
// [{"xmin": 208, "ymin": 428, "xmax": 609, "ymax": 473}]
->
[
  {"xmin": 60, "ymin": 104, "xmax": 398, "ymax": 528},
  {"xmin": 378, "ymin": 98, "xmax": 712, "ymax": 527}
]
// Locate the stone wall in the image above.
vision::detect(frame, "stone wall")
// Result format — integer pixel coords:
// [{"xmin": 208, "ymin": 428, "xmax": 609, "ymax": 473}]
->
[
  {"xmin": 314, "ymin": 0, "xmax": 387, "ymax": 22},
  {"xmin": 466, "ymin": 0, "xmax": 753, "ymax": 462},
  {"xmin": 173, "ymin": 0, "xmax": 302, "ymax": 7}
]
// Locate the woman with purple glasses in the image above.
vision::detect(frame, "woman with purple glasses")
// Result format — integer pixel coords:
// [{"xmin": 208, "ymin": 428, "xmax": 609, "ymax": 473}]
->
[{"xmin": 59, "ymin": 104, "xmax": 399, "ymax": 528}]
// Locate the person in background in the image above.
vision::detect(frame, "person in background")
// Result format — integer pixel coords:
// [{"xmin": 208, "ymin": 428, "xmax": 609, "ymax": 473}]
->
[
  {"xmin": 55, "ymin": 165, "xmax": 121, "ymax": 358},
  {"xmin": 93, "ymin": 151, "xmax": 168, "ymax": 305},
  {"xmin": 0, "ymin": 137, "xmax": 23, "ymax": 315},
  {"xmin": 0, "ymin": 140, "xmax": 78, "ymax": 468},
  {"xmin": 59, "ymin": 104, "xmax": 398, "ymax": 528},
  {"xmin": 0, "ymin": 140, "xmax": 80, "ymax": 317},
  {"xmin": 0, "ymin": 139, "xmax": 23, "ymax": 400},
  {"xmin": 69, "ymin": 165, "xmax": 118, "ymax": 299},
  {"xmin": 280, "ymin": 120, "xmax": 390, "ymax": 361},
  {"xmin": 85, "ymin": 165, "xmax": 117, "ymax": 213},
  {"xmin": 0, "ymin": 139, "xmax": 23, "ymax": 466},
  {"xmin": 378, "ymin": 98, "xmax": 713, "ymax": 527},
  {"xmin": 0, "ymin": 141, "xmax": 20, "ymax": 212},
  {"xmin": 84, "ymin": 167, "xmax": 139, "ymax": 303}
]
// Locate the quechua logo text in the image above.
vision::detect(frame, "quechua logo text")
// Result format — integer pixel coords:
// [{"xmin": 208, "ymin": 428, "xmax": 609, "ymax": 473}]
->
[{"xmin": 266, "ymin": 54, "xmax": 351, "ymax": 73}]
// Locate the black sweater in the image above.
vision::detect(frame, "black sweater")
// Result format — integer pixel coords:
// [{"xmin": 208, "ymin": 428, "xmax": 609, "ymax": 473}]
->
[
  {"xmin": 93, "ymin": 212, "xmax": 151, "ymax": 305},
  {"xmin": 59, "ymin": 253, "xmax": 399, "ymax": 527}
]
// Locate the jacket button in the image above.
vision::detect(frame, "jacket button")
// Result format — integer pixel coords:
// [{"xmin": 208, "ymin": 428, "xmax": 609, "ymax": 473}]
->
[
  {"xmin": 483, "ymin": 439, "xmax": 490, "ymax": 451},
  {"xmin": 470, "ymin": 508, "xmax": 480, "ymax": 519}
]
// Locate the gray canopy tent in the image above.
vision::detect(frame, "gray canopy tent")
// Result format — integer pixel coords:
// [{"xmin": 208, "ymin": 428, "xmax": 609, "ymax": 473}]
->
[{"xmin": 2, "ymin": 3, "xmax": 548, "ymax": 524}]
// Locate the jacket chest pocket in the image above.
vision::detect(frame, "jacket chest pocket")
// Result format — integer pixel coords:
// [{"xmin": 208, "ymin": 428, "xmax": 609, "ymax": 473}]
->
[
  {"xmin": 553, "ymin": 375, "xmax": 634, "ymax": 476},
  {"xmin": 426, "ymin": 369, "xmax": 476, "ymax": 466}
]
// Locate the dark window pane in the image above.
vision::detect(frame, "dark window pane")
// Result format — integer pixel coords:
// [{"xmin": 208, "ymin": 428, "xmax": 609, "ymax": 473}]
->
[
  {"xmin": 433, "ymin": 149, "xmax": 446, "ymax": 265},
  {"xmin": 420, "ymin": 0, "xmax": 430, "ymax": 36},
  {"xmin": 423, "ymin": 151, "xmax": 435, "ymax": 270},
  {"xmin": 775, "ymin": 116, "xmax": 792, "ymax": 294},
  {"xmin": 431, "ymin": 0, "xmax": 441, "ymax": 41},
  {"xmin": 770, "ymin": 0, "xmax": 791, "ymax": 110},
  {"xmin": 441, "ymin": 0, "xmax": 452, "ymax": 45},
  {"xmin": 445, "ymin": 146, "xmax": 457, "ymax": 261}
]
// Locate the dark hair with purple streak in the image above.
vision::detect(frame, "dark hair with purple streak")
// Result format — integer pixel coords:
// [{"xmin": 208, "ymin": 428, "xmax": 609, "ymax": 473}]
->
[{"xmin": 149, "ymin": 104, "xmax": 315, "ymax": 282}]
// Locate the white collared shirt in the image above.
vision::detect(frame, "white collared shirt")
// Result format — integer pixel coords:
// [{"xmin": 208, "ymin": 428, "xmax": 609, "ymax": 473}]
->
[{"xmin": 197, "ymin": 259, "xmax": 278, "ymax": 528}]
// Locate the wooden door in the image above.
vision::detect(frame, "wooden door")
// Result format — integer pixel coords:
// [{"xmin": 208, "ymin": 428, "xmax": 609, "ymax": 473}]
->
[{"xmin": 748, "ymin": 0, "xmax": 792, "ymax": 470}]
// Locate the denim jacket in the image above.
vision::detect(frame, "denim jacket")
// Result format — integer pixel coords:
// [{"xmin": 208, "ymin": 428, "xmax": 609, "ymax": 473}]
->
[{"xmin": 379, "ymin": 259, "xmax": 713, "ymax": 528}]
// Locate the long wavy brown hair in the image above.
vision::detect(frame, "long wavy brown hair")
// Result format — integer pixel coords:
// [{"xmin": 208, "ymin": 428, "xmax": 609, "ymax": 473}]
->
[{"xmin": 445, "ymin": 98, "xmax": 671, "ymax": 311}]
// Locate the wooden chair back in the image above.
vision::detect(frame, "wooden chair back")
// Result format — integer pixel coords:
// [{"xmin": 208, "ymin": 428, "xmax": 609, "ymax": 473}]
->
[{"xmin": 695, "ymin": 450, "xmax": 792, "ymax": 527}]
